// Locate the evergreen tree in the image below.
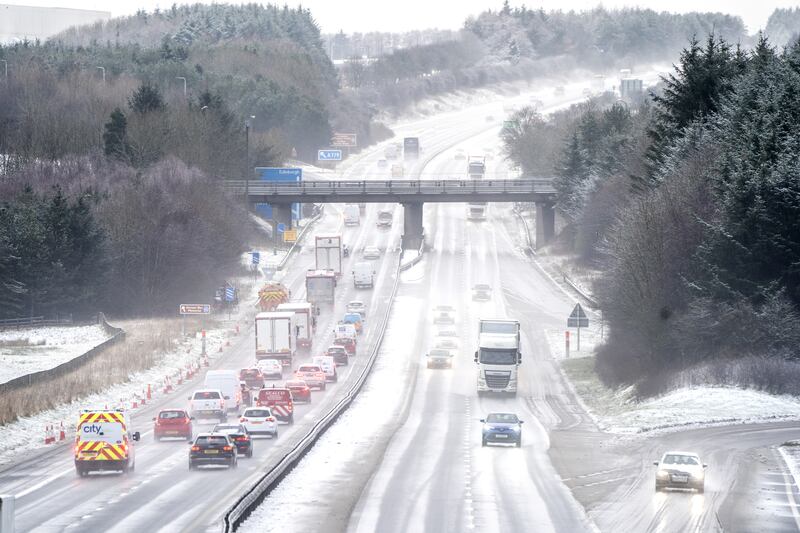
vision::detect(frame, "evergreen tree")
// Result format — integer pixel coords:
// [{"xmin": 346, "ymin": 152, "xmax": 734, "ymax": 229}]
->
[
  {"xmin": 554, "ymin": 131, "xmax": 589, "ymax": 220},
  {"xmin": 129, "ymin": 83, "xmax": 167, "ymax": 114},
  {"xmin": 103, "ymin": 107, "xmax": 131, "ymax": 161}
]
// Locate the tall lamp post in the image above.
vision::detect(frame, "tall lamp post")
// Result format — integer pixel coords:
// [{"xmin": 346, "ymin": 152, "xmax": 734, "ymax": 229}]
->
[
  {"xmin": 176, "ymin": 76, "xmax": 187, "ymax": 97},
  {"xmin": 244, "ymin": 115, "xmax": 255, "ymax": 210},
  {"xmin": 1, "ymin": 60, "xmax": 7, "ymax": 83},
  {"xmin": 96, "ymin": 66, "xmax": 105, "ymax": 83}
]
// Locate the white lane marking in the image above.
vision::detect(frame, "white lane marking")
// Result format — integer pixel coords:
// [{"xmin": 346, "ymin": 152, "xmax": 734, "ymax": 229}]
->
[
  {"xmin": 572, "ymin": 475, "xmax": 632, "ymax": 489},
  {"xmin": 15, "ymin": 467, "xmax": 74, "ymax": 498},
  {"xmin": 777, "ymin": 447, "xmax": 800, "ymax": 529}
]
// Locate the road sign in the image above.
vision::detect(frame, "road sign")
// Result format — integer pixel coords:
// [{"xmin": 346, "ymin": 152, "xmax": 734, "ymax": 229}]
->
[
  {"xmin": 179, "ymin": 304, "xmax": 211, "ymax": 315},
  {"xmin": 250, "ymin": 251, "xmax": 260, "ymax": 265},
  {"xmin": 331, "ymin": 133, "xmax": 357, "ymax": 147},
  {"xmin": 277, "ymin": 223, "xmax": 286, "ymax": 233},
  {"xmin": 318, "ymin": 149, "xmax": 343, "ymax": 161},
  {"xmin": 224, "ymin": 287, "xmax": 235, "ymax": 302},
  {"xmin": 283, "ymin": 229, "xmax": 298, "ymax": 242},
  {"xmin": 256, "ymin": 167, "xmax": 302, "ymax": 181},
  {"xmin": 568, "ymin": 303, "xmax": 589, "ymax": 328}
]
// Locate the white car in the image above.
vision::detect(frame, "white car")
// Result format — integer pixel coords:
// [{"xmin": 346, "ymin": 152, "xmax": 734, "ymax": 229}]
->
[
  {"xmin": 363, "ymin": 246, "xmax": 381, "ymax": 260},
  {"xmin": 654, "ymin": 451, "xmax": 706, "ymax": 493},
  {"xmin": 346, "ymin": 300, "xmax": 367, "ymax": 317},
  {"xmin": 454, "ymin": 149, "xmax": 466, "ymax": 160},
  {"xmin": 436, "ymin": 328, "xmax": 458, "ymax": 338},
  {"xmin": 433, "ymin": 305, "xmax": 456, "ymax": 325},
  {"xmin": 426, "ymin": 348, "xmax": 455, "ymax": 369},
  {"xmin": 312, "ymin": 355, "xmax": 338, "ymax": 382},
  {"xmin": 434, "ymin": 337, "xmax": 458, "ymax": 350},
  {"xmin": 256, "ymin": 359, "xmax": 283, "ymax": 380},
  {"xmin": 377, "ymin": 159, "xmax": 388, "ymax": 168},
  {"xmin": 239, "ymin": 407, "xmax": 278, "ymax": 438}
]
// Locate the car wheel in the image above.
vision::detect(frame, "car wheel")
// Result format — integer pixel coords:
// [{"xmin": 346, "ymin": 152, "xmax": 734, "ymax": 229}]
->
[
  {"xmin": 189, "ymin": 462, "xmax": 194, "ymax": 470},
  {"xmin": 655, "ymin": 482, "xmax": 662, "ymax": 492},
  {"xmin": 481, "ymin": 438, "xmax": 487, "ymax": 447},
  {"xmin": 321, "ymin": 383, "xmax": 326, "ymax": 391},
  {"xmin": 516, "ymin": 438, "xmax": 522, "ymax": 448},
  {"xmin": 273, "ymin": 431, "xmax": 279, "ymax": 439},
  {"xmin": 76, "ymin": 466, "xmax": 84, "ymax": 477},
  {"xmin": 231, "ymin": 458, "xmax": 238, "ymax": 469},
  {"xmin": 696, "ymin": 484, "xmax": 704, "ymax": 494},
  {"xmin": 247, "ymin": 449, "xmax": 253, "ymax": 458},
  {"xmin": 289, "ymin": 414, "xmax": 294, "ymax": 425},
  {"xmin": 154, "ymin": 434, "xmax": 160, "ymax": 442},
  {"xmin": 220, "ymin": 413, "xmax": 227, "ymax": 422}
]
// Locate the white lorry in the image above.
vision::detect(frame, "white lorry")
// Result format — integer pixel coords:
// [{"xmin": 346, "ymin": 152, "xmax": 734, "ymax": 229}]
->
[
  {"xmin": 352, "ymin": 261, "xmax": 376, "ymax": 289},
  {"xmin": 276, "ymin": 302, "xmax": 313, "ymax": 350},
  {"xmin": 203, "ymin": 370, "xmax": 242, "ymax": 412},
  {"xmin": 467, "ymin": 202, "xmax": 486, "ymax": 221},
  {"xmin": 474, "ymin": 319, "xmax": 521, "ymax": 395},
  {"xmin": 255, "ymin": 311, "xmax": 296, "ymax": 367},
  {"xmin": 343, "ymin": 204, "xmax": 360, "ymax": 226},
  {"xmin": 315, "ymin": 234, "xmax": 342, "ymax": 276}
]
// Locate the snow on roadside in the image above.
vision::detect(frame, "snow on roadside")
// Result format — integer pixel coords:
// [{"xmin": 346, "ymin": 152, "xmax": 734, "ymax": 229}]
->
[
  {"xmin": 560, "ymin": 356, "xmax": 800, "ymax": 435},
  {"xmin": 0, "ymin": 325, "xmax": 112, "ymax": 385},
  {"xmin": 778, "ymin": 443, "xmax": 800, "ymax": 491}
]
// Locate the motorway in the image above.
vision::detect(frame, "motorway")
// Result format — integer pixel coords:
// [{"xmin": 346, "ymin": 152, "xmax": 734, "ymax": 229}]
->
[{"xmin": 6, "ymin": 74, "xmax": 800, "ymax": 533}]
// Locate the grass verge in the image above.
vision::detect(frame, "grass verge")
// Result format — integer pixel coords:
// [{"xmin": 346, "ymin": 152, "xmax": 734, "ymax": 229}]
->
[{"xmin": 560, "ymin": 355, "xmax": 634, "ymax": 420}]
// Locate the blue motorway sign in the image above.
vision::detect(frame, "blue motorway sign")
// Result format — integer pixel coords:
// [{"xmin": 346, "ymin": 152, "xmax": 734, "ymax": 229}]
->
[
  {"xmin": 256, "ymin": 167, "xmax": 302, "ymax": 181},
  {"xmin": 276, "ymin": 223, "xmax": 286, "ymax": 233},
  {"xmin": 250, "ymin": 251, "xmax": 260, "ymax": 265},
  {"xmin": 318, "ymin": 149, "xmax": 343, "ymax": 161},
  {"xmin": 224, "ymin": 287, "xmax": 235, "ymax": 302}
]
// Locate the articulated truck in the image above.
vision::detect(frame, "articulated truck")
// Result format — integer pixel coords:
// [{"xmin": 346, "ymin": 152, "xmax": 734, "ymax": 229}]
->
[{"xmin": 474, "ymin": 319, "xmax": 521, "ymax": 395}]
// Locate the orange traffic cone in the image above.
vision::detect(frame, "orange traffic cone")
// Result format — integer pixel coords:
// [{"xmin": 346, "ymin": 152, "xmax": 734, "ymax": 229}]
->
[
  {"xmin": 59, "ymin": 422, "xmax": 66, "ymax": 441},
  {"xmin": 147, "ymin": 384, "xmax": 152, "ymax": 400}
]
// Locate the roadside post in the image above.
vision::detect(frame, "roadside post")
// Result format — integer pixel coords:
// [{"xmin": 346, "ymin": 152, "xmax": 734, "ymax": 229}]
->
[
  {"xmin": 0, "ymin": 494, "xmax": 14, "ymax": 533},
  {"xmin": 179, "ymin": 304, "xmax": 211, "ymax": 341},
  {"xmin": 250, "ymin": 251, "xmax": 260, "ymax": 281},
  {"xmin": 201, "ymin": 330, "xmax": 207, "ymax": 357},
  {"xmin": 565, "ymin": 330, "xmax": 570, "ymax": 358},
  {"xmin": 567, "ymin": 303, "xmax": 589, "ymax": 353}
]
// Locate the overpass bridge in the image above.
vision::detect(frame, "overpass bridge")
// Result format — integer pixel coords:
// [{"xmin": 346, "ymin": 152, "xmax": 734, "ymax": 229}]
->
[{"xmin": 226, "ymin": 179, "xmax": 557, "ymax": 249}]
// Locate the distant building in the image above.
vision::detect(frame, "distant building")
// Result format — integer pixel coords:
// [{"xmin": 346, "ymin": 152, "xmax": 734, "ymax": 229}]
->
[{"xmin": 0, "ymin": 4, "xmax": 110, "ymax": 43}]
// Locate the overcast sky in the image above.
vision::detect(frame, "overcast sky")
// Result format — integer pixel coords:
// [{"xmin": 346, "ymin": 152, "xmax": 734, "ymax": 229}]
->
[{"xmin": 4, "ymin": 1, "xmax": 798, "ymax": 34}]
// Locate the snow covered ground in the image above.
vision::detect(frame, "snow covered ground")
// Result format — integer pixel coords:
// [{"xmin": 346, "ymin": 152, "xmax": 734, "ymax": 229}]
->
[
  {"xmin": 0, "ymin": 324, "xmax": 112, "ymax": 385},
  {"xmin": 561, "ymin": 356, "xmax": 800, "ymax": 435}
]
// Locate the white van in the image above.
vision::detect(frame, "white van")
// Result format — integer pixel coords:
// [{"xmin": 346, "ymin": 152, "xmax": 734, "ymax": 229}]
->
[
  {"xmin": 352, "ymin": 261, "xmax": 376, "ymax": 289},
  {"xmin": 344, "ymin": 204, "xmax": 360, "ymax": 226},
  {"xmin": 312, "ymin": 356, "xmax": 338, "ymax": 382},
  {"xmin": 203, "ymin": 370, "xmax": 242, "ymax": 412}
]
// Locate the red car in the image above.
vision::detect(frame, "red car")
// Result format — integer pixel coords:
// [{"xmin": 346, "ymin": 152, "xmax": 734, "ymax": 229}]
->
[
  {"xmin": 239, "ymin": 368, "xmax": 265, "ymax": 390},
  {"xmin": 285, "ymin": 379, "xmax": 311, "ymax": 403},
  {"xmin": 153, "ymin": 408, "xmax": 193, "ymax": 441},
  {"xmin": 333, "ymin": 336, "xmax": 356, "ymax": 356}
]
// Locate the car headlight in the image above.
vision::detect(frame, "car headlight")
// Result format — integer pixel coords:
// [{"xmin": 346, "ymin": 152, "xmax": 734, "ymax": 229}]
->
[{"xmin": 657, "ymin": 469, "xmax": 670, "ymax": 479}]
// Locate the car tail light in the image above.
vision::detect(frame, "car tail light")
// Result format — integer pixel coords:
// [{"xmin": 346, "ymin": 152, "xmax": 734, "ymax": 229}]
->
[
  {"xmin": 222, "ymin": 445, "xmax": 233, "ymax": 451},
  {"xmin": 236, "ymin": 436, "xmax": 249, "ymax": 442},
  {"xmin": 240, "ymin": 417, "xmax": 248, "ymax": 422},
  {"xmin": 266, "ymin": 416, "xmax": 276, "ymax": 422},
  {"xmin": 191, "ymin": 445, "xmax": 200, "ymax": 451}
]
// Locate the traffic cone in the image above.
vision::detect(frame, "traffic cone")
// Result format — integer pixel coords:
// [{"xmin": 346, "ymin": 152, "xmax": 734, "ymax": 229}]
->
[
  {"xmin": 177, "ymin": 372, "xmax": 183, "ymax": 385},
  {"xmin": 235, "ymin": 324, "xmax": 240, "ymax": 335},
  {"xmin": 203, "ymin": 354, "xmax": 210, "ymax": 367},
  {"xmin": 44, "ymin": 425, "xmax": 54, "ymax": 444},
  {"xmin": 147, "ymin": 384, "xmax": 152, "ymax": 400},
  {"xmin": 218, "ymin": 345, "xmax": 223, "ymax": 353},
  {"xmin": 226, "ymin": 339, "xmax": 231, "ymax": 347},
  {"xmin": 59, "ymin": 422, "xmax": 66, "ymax": 441}
]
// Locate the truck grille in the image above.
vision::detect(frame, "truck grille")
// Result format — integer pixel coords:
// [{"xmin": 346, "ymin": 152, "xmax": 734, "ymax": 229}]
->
[{"xmin": 484, "ymin": 371, "xmax": 510, "ymax": 389}]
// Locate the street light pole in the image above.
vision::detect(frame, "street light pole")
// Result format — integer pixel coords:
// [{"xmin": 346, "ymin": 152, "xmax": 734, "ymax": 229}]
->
[
  {"xmin": 244, "ymin": 115, "xmax": 255, "ymax": 210},
  {"xmin": 1, "ymin": 60, "xmax": 7, "ymax": 83},
  {"xmin": 176, "ymin": 76, "xmax": 187, "ymax": 97},
  {"xmin": 96, "ymin": 66, "xmax": 105, "ymax": 83}
]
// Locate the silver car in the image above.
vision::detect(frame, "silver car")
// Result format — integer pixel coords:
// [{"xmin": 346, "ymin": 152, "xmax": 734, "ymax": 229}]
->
[{"xmin": 654, "ymin": 451, "xmax": 707, "ymax": 493}]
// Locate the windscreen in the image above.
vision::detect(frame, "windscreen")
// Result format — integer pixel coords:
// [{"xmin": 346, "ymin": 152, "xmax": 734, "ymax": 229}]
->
[
  {"xmin": 196, "ymin": 436, "xmax": 228, "ymax": 445},
  {"xmin": 479, "ymin": 348, "xmax": 517, "ymax": 365},
  {"xmin": 244, "ymin": 409, "xmax": 271, "ymax": 418},
  {"xmin": 193, "ymin": 391, "xmax": 221, "ymax": 400},
  {"xmin": 480, "ymin": 322, "xmax": 517, "ymax": 334},
  {"xmin": 486, "ymin": 413, "xmax": 519, "ymax": 424},
  {"xmin": 159, "ymin": 410, "xmax": 186, "ymax": 419},
  {"xmin": 78, "ymin": 422, "xmax": 124, "ymax": 443}
]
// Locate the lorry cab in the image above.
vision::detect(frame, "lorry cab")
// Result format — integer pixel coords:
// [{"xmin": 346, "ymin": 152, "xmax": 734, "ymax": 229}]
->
[
  {"xmin": 343, "ymin": 204, "xmax": 360, "ymax": 226},
  {"xmin": 204, "ymin": 370, "xmax": 242, "ymax": 412},
  {"xmin": 352, "ymin": 262, "xmax": 376, "ymax": 289},
  {"xmin": 74, "ymin": 409, "xmax": 140, "ymax": 476},
  {"xmin": 475, "ymin": 319, "xmax": 521, "ymax": 395}
]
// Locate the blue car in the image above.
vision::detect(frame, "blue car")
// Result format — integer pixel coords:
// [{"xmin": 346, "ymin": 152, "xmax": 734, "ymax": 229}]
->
[
  {"xmin": 342, "ymin": 312, "xmax": 363, "ymax": 334},
  {"xmin": 481, "ymin": 413, "xmax": 523, "ymax": 447}
]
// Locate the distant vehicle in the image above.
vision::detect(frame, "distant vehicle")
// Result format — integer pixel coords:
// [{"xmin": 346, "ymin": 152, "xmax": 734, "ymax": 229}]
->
[
  {"xmin": 377, "ymin": 210, "xmax": 393, "ymax": 228},
  {"xmin": 306, "ymin": 269, "xmax": 337, "ymax": 307},
  {"xmin": 204, "ymin": 370, "xmax": 242, "ymax": 412},
  {"xmin": 255, "ymin": 311, "xmax": 295, "ymax": 366},
  {"xmin": 74, "ymin": 409, "xmax": 140, "ymax": 476},
  {"xmin": 434, "ymin": 337, "xmax": 458, "ymax": 350},
  {"xmin": 239, "ymin": 368, "xmax": 265, "ymax": 390},
  {"xmin": 468, "ymin": 156, "xmax": 486, "ymax": 179},
  {"xmin": 189, "ymin": 433, "xmax": 237, "ymax": 469},
  {"xmin": 256, "ymin": 358, "xmax": 283, "ymax": 380},
  {"xmin": 426, "ymin": 348, "xmax": 455, "ymax": 369},
  {"xmin": 189, "ymin": 389, "xmax": 227, "ymax": 422},
  {"xmin": 326, "ymin": 345, "xmax": 349, "ymax": 366},
  {"xmin": 285, "ymin": 379, "xmax": 311, "ymax": 403},
  {"xmin": 654, "ymin": 452, "xmax": 706, "ymax": 493},
  {"xmin": 276, "ymin": 302, "xmax": 313, "ymax": 351},
  {"xmin": 315, "ymin": 234, "xmax": 343, "ymax": 276},
  {"xmin": 363, "ymin": 246, "xmax": 381, "ymax": 260},
  {"xmin": 481, "ymin": 412, "xmax": 523, "ymax": 447},
  {"xmin": 554, "ymin": 85, "xmax": 565, "ymax": 96},
  {"xmin": 384, "ymin": 144, "xmax": 399, "ymax": 160},
  {"xmin": 377, "ymin": 158, "xmax": 388, "ymax": 168},
  {"xmin": 342, "ymin": 312, "xmax": 363, "ymax": 334},
  {"xmin": 454, "ymin": 149, "xmax": 467, "ymax": 160},
  {"xmin": 212, "ymin": 423, "xmax": 253, "ymax": 458},
  {"xmin": 254, "ymin": 387, "xmax": 294, "ymax": 424},
  {"xmin": 582, "ymin": 87, "xmax": 592, "ymax": 97},
  {"xmin": 239, "ymin": 407, "xmax": 278, "ymax": 437},
  {"xmin": 475, "ymin": 319, "xmax": 521, "ymax": 395},
  {"xmin": 391, "ymin": 163, "xmax": 405, "ymax": 178},
  {"xmin": 344, "ymin": 204, "xmax": 360, "ymax": 226},
  {"xmin": 433, "ymin": 305, "xmax": 456, "ymax": 325},
  {"xmin": 352, "ymin": 262, "xmax": 376, "ymax": 289},
  {"xmin": 346, "ymin": 300, "xmax": 367, "ymax": 317},
  {"xmin": 467, "ymin": 202, "xmax": 487, "ymax": 221},
  {"xmin": 436, "ymin": 328, "xmax": 458, "ymax": 338},
  {"xmin": 403, "ymin": 137, "xmax": 420, "ymax": 160},
  {"xmin": 295, "ymin": 364, "xmax": 327, "ymax": 390},
  {"xmin": 312, "ymin": 355, "xmax": 338, "ymax": 382},
  {"xmin": 153, "ymin": 409, "xmax": 193, "ymax": 441},
  {"xmin": 472, "ymin": 284, "xmax": 492, "ymax": 301}
]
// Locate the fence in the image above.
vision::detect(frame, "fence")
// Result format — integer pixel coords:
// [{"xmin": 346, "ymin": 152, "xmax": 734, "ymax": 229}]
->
[
  {"xmin": 0, "ymin": 316, "xmax": 73, "ymax": 330},
  {"xmin": 0, "ymin": 313, "xmax": 125, "ymax": 393}
]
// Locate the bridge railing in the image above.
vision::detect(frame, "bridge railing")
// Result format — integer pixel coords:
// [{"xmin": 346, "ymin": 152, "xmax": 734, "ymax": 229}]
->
[{"xmin": 223, "ymin": 179, "xmax": 555, "ymax": 196}]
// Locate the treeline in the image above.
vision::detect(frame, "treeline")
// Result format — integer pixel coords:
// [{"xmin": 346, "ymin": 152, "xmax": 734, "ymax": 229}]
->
[
  {"xmin": 503, "ymin": 35, "xmax": 800, "ymax": 395},
  {"xmin": 324, "ymin": 29, "xmax": 458, "ymax": 61}
]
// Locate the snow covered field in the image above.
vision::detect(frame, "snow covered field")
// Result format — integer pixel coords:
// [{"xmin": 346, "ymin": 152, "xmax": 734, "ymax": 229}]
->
[
  {"xmin": 561, "ymin": 356, "xmax": 800, "ymax": 434},
  {"xmin": 0, "ymin": 324, "xmax": 112, "ymax": 385}
]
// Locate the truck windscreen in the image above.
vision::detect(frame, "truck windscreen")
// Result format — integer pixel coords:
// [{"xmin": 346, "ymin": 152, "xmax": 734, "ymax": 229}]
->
[
  {"xmin": 480, "ymin": 322, "xmax": 517, "ymax": 334},
  {"xmin": 479, "ymin": 348, "xmax": 517, "ymax": 365}
]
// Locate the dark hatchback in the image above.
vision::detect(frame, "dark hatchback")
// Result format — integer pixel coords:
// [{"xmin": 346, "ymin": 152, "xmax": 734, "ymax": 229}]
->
[
  {"xmin": 212, "ymin": 423, "xmax": 253, "ymax": 458},
  {"xmin": 481, "ymin": 413, "xmax": 523, "ymax": 447},
  {"xmin": 188, "ymin": 433, "xmax": 238, "ymax": 469}
]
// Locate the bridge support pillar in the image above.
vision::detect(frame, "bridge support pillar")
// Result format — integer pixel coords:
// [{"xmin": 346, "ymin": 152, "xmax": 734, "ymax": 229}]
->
[
  {"xmin": 401, "ymin": 202, "xmax": 424, "ymax": 251},
  {"xmin": 535, "ymin": 202, "xmax": 555, "ymax": 248}
]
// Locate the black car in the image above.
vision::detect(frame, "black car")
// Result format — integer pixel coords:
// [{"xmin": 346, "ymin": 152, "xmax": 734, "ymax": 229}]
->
[
  {"xmin": 189, "ymin": 433, "xmax": 238, "ymax": 469},
  {"xmin": 212, "ymin": 423, "xmax": 253, "ymax": 458}
]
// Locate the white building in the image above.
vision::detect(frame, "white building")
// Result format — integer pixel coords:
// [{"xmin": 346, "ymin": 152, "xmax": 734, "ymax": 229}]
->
[{"xmin": 0, "ymin": 4, "xmax": 110, "ymax": 43}]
